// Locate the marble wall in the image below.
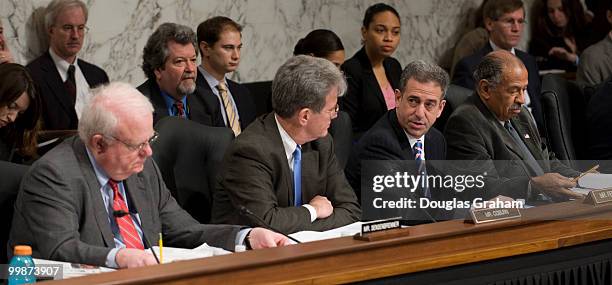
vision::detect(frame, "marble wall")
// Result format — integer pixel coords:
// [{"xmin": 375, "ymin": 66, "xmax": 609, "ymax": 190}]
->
[{"xmin": 1, "ymin": 0, "xmax": 535, "ymax": 85}]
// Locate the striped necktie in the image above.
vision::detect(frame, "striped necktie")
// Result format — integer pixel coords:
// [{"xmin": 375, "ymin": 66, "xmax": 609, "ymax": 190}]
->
[
  {"xmin": 217, "ymin": 82, "xmax": 241, "ymax": 136},
  {"xmin": 108, "ymin": 180, "xmax": 144, "ymax": 249}
]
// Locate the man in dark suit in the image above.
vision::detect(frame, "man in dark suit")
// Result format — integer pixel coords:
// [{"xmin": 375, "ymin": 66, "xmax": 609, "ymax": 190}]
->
[
  {"xmin": 212, "ymin": 56, "xmax": 360, "ymax": 234},
  {"xmin": 451, "ymin": 0, "xmax": 543, "ymax": 130},
  {"xmin": 27, "ymin": 0, "xmax": 109, "ymax": 130},
  {"xmin": 445, "ymin": 50, "xmax": 581, "ymax": 202},
  {"xmin": 9, "ymin": 82, "xmax": 287, "ymax": 269},
  {"xmin": 196, "ymin": 16, "xmax": 256, "ymax": 136},
  {"xmin": 345, "ymin": 60, "xmax": 448, "ymax": 204},
  {"xmin": 138, "ymin": 23, "xmax": 222, "ymax": 127}
]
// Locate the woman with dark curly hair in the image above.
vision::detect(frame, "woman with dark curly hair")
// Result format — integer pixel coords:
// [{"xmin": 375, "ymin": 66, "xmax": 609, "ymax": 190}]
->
[
  {"xmin": 0, "ymin": 63, "xmax": 41, "ymax": 162},
  {"xmin": 293, "ymin": 29, "xmax": 345, "ymax": 68},
  {"xmin": 529, "ymin": 0, "xmax": 590, "ymax": 71}
]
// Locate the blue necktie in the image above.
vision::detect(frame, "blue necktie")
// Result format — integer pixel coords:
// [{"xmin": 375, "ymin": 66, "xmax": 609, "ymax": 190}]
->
[
  {"xmin": 293, "ymin": 145, "xmax": 302, "ymax": 206},
  {"xmin": 413, "ymin": 140, "xmax": 430, "ymax": 198}
]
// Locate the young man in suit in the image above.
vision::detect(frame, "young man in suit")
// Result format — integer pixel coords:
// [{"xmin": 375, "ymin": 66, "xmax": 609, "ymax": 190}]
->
[
  {"xmin": 27, "ymin": 0, "xmax": 109, "ymax": 130},
  {"xmin": 196, "ymin": 16, "xmax": 256, "ymax": 136},
  {"xmin": 138, "ymin": 23, "xmax": 222, "ymax": 127},
  {"xmin": 9, "ymin": 82, "xmax": 287, "ymax": 269},
  {"xmin": 445, "ymin": 50, "xmax": 582, "ymax": 203},
  {"xmin": 451, "ymin": 0, "xmax": 544, "ymax": 130},
  {"xmin": 577, "ymin": 2, "xmax": 612, "ymax": 86},
  {"xmin": 212, "ymin": 56, "xmax": 360, "ymax": 234},
  {"xmin": 344, "ymin": 60, "xmax": 448, "ymax": 222}
]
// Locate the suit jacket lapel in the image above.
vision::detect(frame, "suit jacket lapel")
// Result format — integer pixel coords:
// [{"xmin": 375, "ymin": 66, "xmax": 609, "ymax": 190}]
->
[
  {"xmin": 356, "ymin": 47, "xmax": 387, "ymax": 111},
  {"xmin": 124, "ymin": 173, "xmax": 153, "ymax": 242},
  {"xmin": 388, "ymin": 110, "xmax": 413, "ymax": 159},
  {"xmin": 510, "ymin": 113, "xmax": 543, "ymax": 160},
  {"xmin": 265, "ymin": 114, "xmax": 295, "ymax": 206},
  {"xmin": 41, "ymin": 52, "xmax": 76, "ymax": 119},
  {"xmin": 72, "ymin": 138, "xmax": 115, "ymax": 247},
  {"xmin": 473, "ymin": 95, "xmax": 525, "ymax": 159}
]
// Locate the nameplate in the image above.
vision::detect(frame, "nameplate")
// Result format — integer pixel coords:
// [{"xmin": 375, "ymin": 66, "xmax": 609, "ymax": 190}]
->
[
  {"xmin": 585, "ymin": 188, "xmax": 612, "ymax": 205},
  {"xmin": 360, "ymin": 217, "xmax": 401, "ymax": 235},
  {"xmin": 465, "ymin": 208, "xmax": 521, "ymax": 224}
]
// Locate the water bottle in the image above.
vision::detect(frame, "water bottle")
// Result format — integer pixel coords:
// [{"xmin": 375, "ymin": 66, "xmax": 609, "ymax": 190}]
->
[{"xmin": 8, "ymin": 245, "xmax": 36, "ymax": 284}]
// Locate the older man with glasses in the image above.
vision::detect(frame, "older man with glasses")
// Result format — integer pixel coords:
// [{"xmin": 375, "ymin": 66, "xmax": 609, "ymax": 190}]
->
[
  {"xmin": 26, "ymin": 0, "xmax": 109, "ymax": 131},
  {"xmin": 212, "ymin": 55, "xmax": 361, "ymax": 234},
  {"xmin": 9, "ymin": 82, "xmax": 288, "ymax": 269}
]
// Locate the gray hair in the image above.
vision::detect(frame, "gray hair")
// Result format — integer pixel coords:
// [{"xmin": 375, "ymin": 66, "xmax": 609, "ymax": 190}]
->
[
  {"xmin": 473, "ymin": 54, "xmax": 506, "ymax": 89},
  {"xmin": 44, "ymin": 0, "xmax": 88, "ymax": 31},
  {"xmin": 142, "ymin": 22, "xmax": 197, "ymax": 80},
  {"xmin": 272, "ymin": 55, "xmax": 346, "ymax": 118},
  {"xmin": 399, "ymin": 60, "xmax": 449, "ymax": 98},
  {"xmin": 78, "ymin": 82, "xmax": 154, "ymax": 143}
]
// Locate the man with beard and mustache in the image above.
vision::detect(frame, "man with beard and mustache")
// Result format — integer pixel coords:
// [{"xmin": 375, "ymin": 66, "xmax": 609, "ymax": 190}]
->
[
  {"xmin": 196, "ymin": 16, "xmax": 256, "ymax": 137},
  {"xmin": 27, "ymin": 0, "xmax": 109, "ymax": 130},
  {"xmin": 444, "ymin": 50, "xmax": 581, "ymax": 203},
  {"xmin": 138, "ymin": 23, "xmax": 223, "ymax": 127}
]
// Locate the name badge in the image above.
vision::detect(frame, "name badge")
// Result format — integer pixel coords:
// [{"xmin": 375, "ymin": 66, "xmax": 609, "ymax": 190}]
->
[
  {"xmin": 466, "ymin": 208, "xmax": 521, "ymax": 224},
  {"xmin": 585, "ymin": 188, "xmax": 612, "ymax": 205}
]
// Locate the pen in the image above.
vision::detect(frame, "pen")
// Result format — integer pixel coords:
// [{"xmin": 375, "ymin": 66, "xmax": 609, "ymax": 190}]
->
[
  {"xmin": 159, "ymin": 233, "xmax": 163, "ymax": 264},
  {"xmin": 571, "ymin": 164, "xmax": 599, "ymax": 183}
]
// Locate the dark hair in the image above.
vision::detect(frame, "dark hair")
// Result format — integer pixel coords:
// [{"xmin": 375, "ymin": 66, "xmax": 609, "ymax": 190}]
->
[
  {"xmin": 362, "ymin": 3, "xmax": 400, "ymax": 28},
  {"xmin": 293, "ymin": 29, "xmax": 344, "ymax": 58},
  {"xmin": 142, "ymin": 23, "xmax": 197, "ymax": 80},
  {"xmin": 483, "ymin": 0, "xmax": 524, "ymax": 21},
  {"xmin": 197, "ymin": 16, "xmax": 242, "ymax": 51},
  {"xmin": 0, "ymin": 63, "xmax": 41, "ymax": 158},
  {"xmin": 534, "ymin": 0, "xmax": 587, "ymax": 38}
]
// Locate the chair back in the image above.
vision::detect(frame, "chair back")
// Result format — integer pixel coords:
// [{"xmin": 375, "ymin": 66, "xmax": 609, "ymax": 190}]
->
[
  {"xmin": 243, "ymin": 81, "xmax": 272, "ymax": 117},
  {"xmin": 329, "ymin": 111, "xmax": 353, "ymax": 169},
  {"xmin": 435, "ymin": 84, "xmax": 472, "ymax": 132},
  {"xmin": 0, "ymin": 161, "xmax": 28, "ymax": 263},
  {"xmin": 152, "ymin": 117, "xmax": 234, "ymax": 223}
]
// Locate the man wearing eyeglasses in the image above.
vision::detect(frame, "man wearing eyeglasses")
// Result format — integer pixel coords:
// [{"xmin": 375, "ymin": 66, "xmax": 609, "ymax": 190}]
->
[
  {"xmin": 26, "ymin": 0, "xmax": 109, "ymax": 130},
  {"xmin": 451, "ymin": 0, "xmax": 543, "ymax": 131},
  {"xmin": 212, "ymin": 56, "xmax": 361, "ymax": 234},
  {"xmin": 9, "ymin": 82, "xmax": 288, "ymax": 268},
  {"xmin": 344, "ymin": 61, "xmax": 449, "ymax": 223}
]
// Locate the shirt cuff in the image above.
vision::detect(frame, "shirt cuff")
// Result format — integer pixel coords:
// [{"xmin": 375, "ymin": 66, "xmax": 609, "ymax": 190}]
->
[
  {"xmin": 105, "ymin": 247, "xmax": 120, "ymax": 268},
  {"xmin": 302, "ymin": 204, "xmax": 317, "ymax": 222},
  {"xmin": 236, "ymin": 228, "xmax": 251, "ymax": 248}
]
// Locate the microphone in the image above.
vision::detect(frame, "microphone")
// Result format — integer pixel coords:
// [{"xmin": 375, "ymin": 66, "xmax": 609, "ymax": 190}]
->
[
  {"xmin": 113, "ymin": 207, "xmax": 160, "ymax": 264},
  {"xmin": 238, "ymin": 205, "xmax": 302, "ymax": 244}
]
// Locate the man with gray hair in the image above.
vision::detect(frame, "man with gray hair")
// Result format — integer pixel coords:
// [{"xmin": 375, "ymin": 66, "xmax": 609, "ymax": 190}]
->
[
  {"xmin": 212, "ymin": 55, "xmax": 361, "ymax": 234},
  {"xmin": 138, "ymin": 22, "xmax": 222, "ymax": 127},
  {"xmin": 27, "ymin": 0, "xmax": 109, "ymax": 130},
  {"xmin": 344, "ymin": 60, "xmax": 449, "ymax": 222},
  {"xmin": 9, "ymin": 81, "xmax": 288, "ymax": 268},
  {"xmin": 445, "ymin": 50, "xmax": 581, "ymax": 203}
]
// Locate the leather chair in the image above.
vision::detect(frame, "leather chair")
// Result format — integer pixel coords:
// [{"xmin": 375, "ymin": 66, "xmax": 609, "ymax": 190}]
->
[
  {"xmin": 152, "ymin": 117, "xmax": 234, "ymax": 223},
  {"xmin": 243, "ymin": 81, "xmax": 272, "ymax": 117},
  {"xmin": 329, "ymin": 111, "xmax": 353, "ymax": 169},
  {"xmin": 0, "ymin": 161, "xmax": 28, "ymax": 263},
  {"xmin": 435, "ymin": 84, "xmax": 472, "ymax": 132},
  {"xmin": 540, "ymin": 74, "xmax": 588, "ymax": 169}
]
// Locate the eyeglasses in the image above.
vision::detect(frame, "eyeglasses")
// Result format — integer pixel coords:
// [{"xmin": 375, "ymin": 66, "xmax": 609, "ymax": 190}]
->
[
  {"xmin": 58, "ymin": 24, "xmax": 89, "ymax": 35},
  {"xmin": 108, "ymin": 131, "xmax": 159, "ymax": 152},
  {"xmin": 324, "ymin": 104, "xmax": 340, "ymax": 118}
]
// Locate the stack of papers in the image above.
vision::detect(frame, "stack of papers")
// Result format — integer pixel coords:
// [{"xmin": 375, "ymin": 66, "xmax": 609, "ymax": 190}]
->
[
  {"xmin": 151, "ymin": 243, "xmax": 231, "ymax": 263},
  {"xmin": 572, "ymin": 173, "xmax": 612, "ymax": 195},
  {"xmin": 32, "ymin": 258, "xmax": 115, "ymax": 280},
  {"xmin": 289, "ymin": 222, "xmax": 364, "ymax": 243}
]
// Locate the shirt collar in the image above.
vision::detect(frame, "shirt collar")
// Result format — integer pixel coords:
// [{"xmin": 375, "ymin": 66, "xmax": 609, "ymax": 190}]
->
[
  {"xmin": 49, "ymin": 48, "xmax": 78, "ymax": 78},
  {"xmin": 274, "ymin": 114, "xmax": 299, "ymax": 161},
  {"xmin": 198, "ymin": 65, "xmax": 227, "ymax": 91},
  {"xmin": 161, "ymin": 90, "xmax": 187, "ymax": 111},
  {"xmin": 85, "ymin": 146, "xmax": 111, "ymax": 188},
  {"xmin": 489, "ymin": 40, "xmax": 516, "ymax": 55}
]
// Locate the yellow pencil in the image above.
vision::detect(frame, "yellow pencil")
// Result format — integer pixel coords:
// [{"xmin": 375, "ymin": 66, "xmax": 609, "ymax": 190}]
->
[
  {"xmin": 571, "ymin": 164, "xmax": 599, "ymax": 183},
  {"xmin": 159, "ymin": 233, "xmax": 163, "ymax": 264}
]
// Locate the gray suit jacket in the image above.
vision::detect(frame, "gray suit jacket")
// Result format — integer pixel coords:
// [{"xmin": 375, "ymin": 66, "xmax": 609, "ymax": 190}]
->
[
  {"xmin": 212, "ymin": 113, "xmax": 361, "ymax": 234},
  {"xmin": 577, "ymin": 35, "xmax": 612, "ymax": 86},
  {"xmin": 8, "ymin": 137, "xmax": 241, "ymax": 266},
  {"xmin": 444, "ymin": 94, "xmax": 578, "ymax": 200}
]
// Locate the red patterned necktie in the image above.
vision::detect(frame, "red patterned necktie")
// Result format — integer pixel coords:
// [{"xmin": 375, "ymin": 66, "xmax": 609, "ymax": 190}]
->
[
  {"xmin": 108, "ymin": 180, "xmax": 144, "ymax": 249},
  {"xmin": 174, "ymin": 101, "xmax": 185, "ymax": 118}
]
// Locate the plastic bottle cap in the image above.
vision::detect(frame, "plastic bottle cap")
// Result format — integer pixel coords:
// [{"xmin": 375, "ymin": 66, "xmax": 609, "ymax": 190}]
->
[{"xmin": 13, "ymin": 245, "xmax": 32, "ymax": 256}]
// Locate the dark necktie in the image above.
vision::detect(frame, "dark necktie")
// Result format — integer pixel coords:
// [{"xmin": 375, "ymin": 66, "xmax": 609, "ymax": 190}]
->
[
  {"xmin": 293, "ymin": 145, "xmax": 302, "ymax": 206},
  {"xmin": 173, "ymin": 100, "xmax": 186, "ymax": 118},
  {"xmin": 108, "ymin": 180, "xmax": 144, "ymax": 249},
  {"xmin": 65, "ymin": 65, "xmax": 76, "ymax": 104},
  {"xmin": 504, "ymin": 122, "xmax": 544, "ymax": 176},
  {"xmin": 413, "ymin": 140, "xmax": 430, "ymax": 198}
]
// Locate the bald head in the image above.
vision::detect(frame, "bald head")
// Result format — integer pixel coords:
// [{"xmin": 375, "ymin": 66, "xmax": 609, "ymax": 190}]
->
[{"xmin": 475, "ymin": 50, "xmax": 529, "ymax": 121}]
